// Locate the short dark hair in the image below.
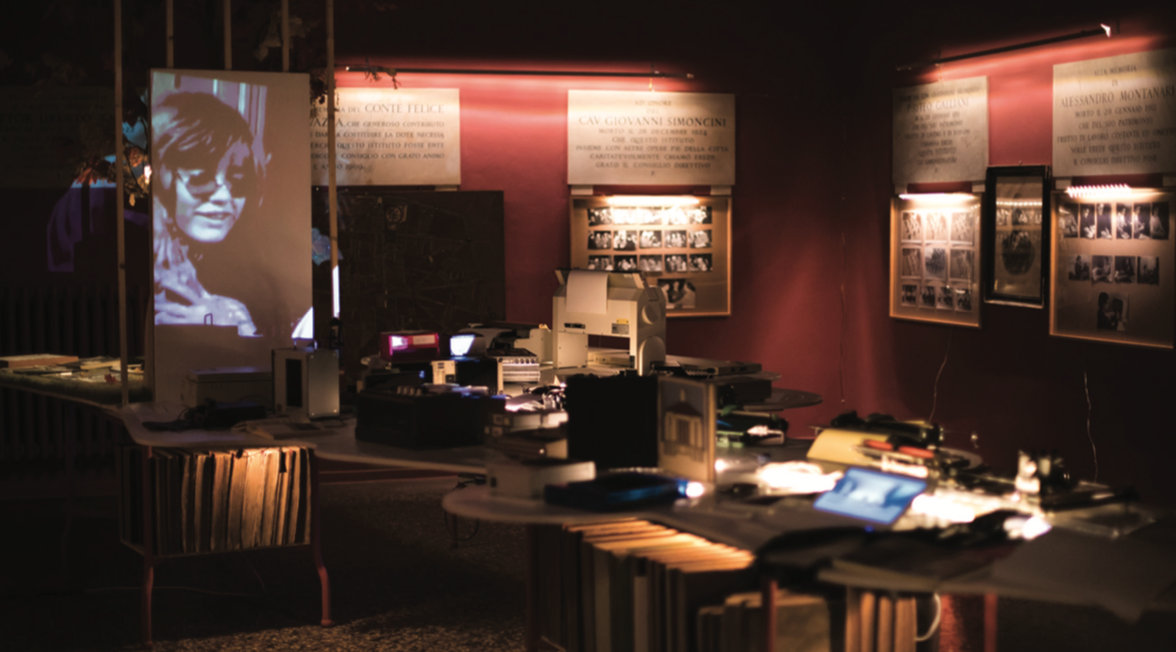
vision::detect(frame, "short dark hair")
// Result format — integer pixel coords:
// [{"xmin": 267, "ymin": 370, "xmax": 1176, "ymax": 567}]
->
[{"xmin": 153, "ymin": 92, "xmax": 266, "ymax": 215}]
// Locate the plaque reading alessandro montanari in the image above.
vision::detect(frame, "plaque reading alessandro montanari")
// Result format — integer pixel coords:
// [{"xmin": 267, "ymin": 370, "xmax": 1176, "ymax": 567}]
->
[
  {"xmin": 568, "ymin": 90, "xmax": 735, "ymax": 186},
  {"xmin": 1053, "ymin": 48, "xmax": 1176, "ymax": 177},
  {"xmin": 893, "ymin": 78, "xmax": 989, "ymax": 187},
  {"xmin": 310, "ymin": 88, "xmax": 460, "ymax": 186}
]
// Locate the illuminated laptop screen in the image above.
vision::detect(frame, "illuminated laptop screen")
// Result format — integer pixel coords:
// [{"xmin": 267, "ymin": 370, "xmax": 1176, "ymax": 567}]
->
[{"xmin": 813, "ymin": 467, "xmax": 927, "ymax": 525}]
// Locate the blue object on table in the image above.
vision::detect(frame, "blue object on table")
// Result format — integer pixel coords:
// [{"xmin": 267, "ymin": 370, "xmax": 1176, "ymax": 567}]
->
[{"xmin": 544, "ymin": 472, "xmax": 687, "ymax": 511}]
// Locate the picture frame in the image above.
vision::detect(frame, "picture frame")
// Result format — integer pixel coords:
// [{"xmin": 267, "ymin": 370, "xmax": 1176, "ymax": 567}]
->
[
  {"xmin": 570, "ymin": 195, "xmax": 730, "ymax": 317},
  {"xmin": 889, "ymin": 192, "xmax": 982, "ymax": 328},
  {"xmin": 982, "ymin": 165, "xmax": 1051, "ymax": 308},
  {"xmin": 1049, "ymin": 188, "xmax": 1174, "ymax": 349}
]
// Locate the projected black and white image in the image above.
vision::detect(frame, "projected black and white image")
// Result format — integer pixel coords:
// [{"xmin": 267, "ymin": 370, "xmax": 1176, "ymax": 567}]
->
[{"xmin": 151, "ymin": 69, "xmax": 311, "ymax": 402}]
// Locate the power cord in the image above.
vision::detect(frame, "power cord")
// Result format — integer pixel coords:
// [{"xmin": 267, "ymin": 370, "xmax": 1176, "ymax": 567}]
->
[
  {"xmin": 927, "ymin": 331, "xmax": 953, "ymax": 423},
  {"xmin": 1083, "ymin": 344, "xmax": 1098, "ymax": 481},
  {"xmin": 915, "ymin": 593, "xmax": 942, "ymax": 642},
  {"xmin": 443, "ymin": 475, "xmax": 483, "ymax": 543}
]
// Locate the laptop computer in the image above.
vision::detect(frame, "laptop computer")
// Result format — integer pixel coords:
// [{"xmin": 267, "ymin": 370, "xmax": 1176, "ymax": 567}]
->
[{"xmin": 812, "ymin": 467, "xmax": 927, "ymax": 526}]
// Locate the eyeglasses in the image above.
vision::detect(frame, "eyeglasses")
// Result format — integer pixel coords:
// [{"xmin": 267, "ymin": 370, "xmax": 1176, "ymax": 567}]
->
[{"xmin": 175, "ymin": 166, "xmax": 254, "ymax": 198}]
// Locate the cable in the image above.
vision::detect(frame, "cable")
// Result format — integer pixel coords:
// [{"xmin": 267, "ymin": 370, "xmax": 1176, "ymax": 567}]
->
[
  {"xmin": 443, "ymin": 477, "xmax": 482, "ymax": 542},
  {"xmin": 916, "ymin": 593, "xmax": 942, "ymax": 642},
  {"xmin": 927, "ymin": 331, "xmax": 953, "ymax": 423},
  {"xmin": 1083, "ymin": 344, "xmax": 1098, "ymax": 481}
]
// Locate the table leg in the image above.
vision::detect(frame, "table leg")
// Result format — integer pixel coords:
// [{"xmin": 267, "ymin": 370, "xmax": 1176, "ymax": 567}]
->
[
  {"xmin": 877, "ymin": 593, "xmax": 894, "ymax": 652},
  {"xmin": 141, "ymin": 445, "xmax": 154, "ymax": 648},
  {"xmin": 60, "ymin": 403, "xmax": 76, "ymax": 581},
  {"xmin": 984, "ymin": 593, "xmax": 998, "ymax": 652},
  {"xmin": 525, "ymin": 524, "xmax": 539, "ymax": 652},
  {"xmin": 846, "ymin": 588, "xmax": 862, "ymax": 652},
  {"xmin": 860, "ymin": 590, "xmax": 877, "ymax": 652},
  {"xmin": 309, "ymin": 451, "xmax": 333, "ymax": 627},
  {"xmin": 762, "ymin": 577, "xmax": 777, "ymax": 652}
]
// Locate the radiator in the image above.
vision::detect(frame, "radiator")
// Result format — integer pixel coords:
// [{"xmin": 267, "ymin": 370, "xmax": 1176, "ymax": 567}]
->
[{"xmin": 1, "ymin": 284, "xmax": 148, "ymax": 464}]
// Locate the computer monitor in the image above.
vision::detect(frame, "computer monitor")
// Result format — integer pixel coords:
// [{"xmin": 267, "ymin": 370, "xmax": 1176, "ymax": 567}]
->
[{"xmin": 813, "ymin": 467, "xmax": 927, "ymax": 526}]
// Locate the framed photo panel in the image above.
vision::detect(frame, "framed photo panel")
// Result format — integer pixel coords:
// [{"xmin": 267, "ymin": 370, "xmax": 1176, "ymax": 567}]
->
[
  {"xmin": 983, "ymin": 166, "xmax": 1050, "ymax": 307},
  {"xmin": 1049, "ymin": 188, "xmax": 1174, "ymax": 348},
  {"xmin": 890, "ymin": 193, "xmax": 982, "ymax": 327},
  {"xmin": 570, "ymin": 195, "xmax": 730, "ymax": 317}
]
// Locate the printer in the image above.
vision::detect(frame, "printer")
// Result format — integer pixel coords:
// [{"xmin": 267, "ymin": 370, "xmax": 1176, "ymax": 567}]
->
[{"xmin": 552, "ymin": 269, "xmax": 666, "ymax": 376}]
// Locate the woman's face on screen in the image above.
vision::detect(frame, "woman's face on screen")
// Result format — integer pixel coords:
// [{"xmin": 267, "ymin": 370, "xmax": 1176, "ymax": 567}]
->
[{"xmin": 173, "ymin": 142, "xmax": 252, "ymax": 243}]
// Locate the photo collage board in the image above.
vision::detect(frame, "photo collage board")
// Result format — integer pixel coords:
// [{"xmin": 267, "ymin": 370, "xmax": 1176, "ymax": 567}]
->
[
  {"xmin": 890, "ymin": 194, "xmax": 982, "ymax": 327},
  {"xmin": 1050, "ymin": 191, "xmax": 1174, "ymax": 348},
  {"xmin": 570, "ymin": 195, "xmax": 730, "ymax": 316}
]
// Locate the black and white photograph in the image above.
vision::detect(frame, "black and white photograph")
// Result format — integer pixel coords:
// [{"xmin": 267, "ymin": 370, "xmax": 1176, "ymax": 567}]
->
[
  {"xmin": 658, "ymin": 278, "xmax": 697, "ymax": 309},
  {"xmin": 690, "ymin": 254, "xmax": 712, "ymax": 273},
  {"xmin": 923, "ymin": 246, "xmax": 948, "ymax": 281},
  {"xmin": 639, "ymin": 230, "xmax": 662, "ymax": 249},
  {"xmin": 900, "ymin": 247, "xmax": 922, "ymax": 278},
  {"xmin": 587, "ymin": 207, "xmax": 613, "ymax": 226},
  {"xmin": 954, "ymin": 286, "xmax": 973, "ymax": 312},
  {"xmin": 664, "ymin": 230, "xmax": 688, "ymax": 249},
  {"xmin": 1012, "ymin": 206, "xmax": 1032, "ymax": 226},
  {"xmin": 919, "ymin": 284, "xmax": 937, "ymax": 309},
  {"xmin": 951, "ymin": 211, "xmax": 975, "ymax": 245},
  {"xmin": 690, "ymin": 229, "xmax": 713, "ymax": 249},
  {"xmin": 588, "ymin": 230, "xmax": 613, "ymax": 250},
  {"xmin": 1097, "ymin": 203, "xmax": 1113, "ymax": 239},
  {"xmin": 587, "ymin": 255, "xmax": 613, "ymax": 271},
  {"xmin": 1096, "ymin": 291, "xmax": 1129, "ymax": 332},
  {"xmin": 949, "ymin": 249, "xmax": 974, "ymax": 281},
  {"xmin": 1031, "ymin": 208, "xmax": 1043, "ymax": 226},
  {"xmin": 901, "ymin": 284, "xmax": 918, "ymax": 307},
  {"xmin": 1152, "ymin": 202, "xmax": 1169, "ymax": 240},
  {"xmin": 613, "ymin": 230, "xmax": 638, "ymax": 251},
  {"xmin": 1058, "ymin": 204, "xmax": 1079, "ymax": 238},
  {"xmin": 689, "ymin": 206, "xmax": 713, "ymax": 224},
  {"xmin": 997, "ymin": 231, "xmax": 1037, "ymax": 278},
  {"xmin": 1138, "ymin": 256, "xmax": 1160, "ymax": 285},
  {"xmin": 665, "ymin": 253, "xmax": 689, "ymax": 273},
  {"xmin": 639, "ymin": 255, "xmax": 664, "ymax": 273},
  {"xmin": 1067, "ymin": 254, "xmax": 1090, "ymax": 281},
  {"xmin": 925, "ymin": 212, "xmax": 949, "ymax": 242},
  {"xmin": 901, "ymin": 211, "xmax": 923, "ymax": 242},
  {"xmin": 1080, "ymin": 204, "xmax": 1097, "ymax": 239},
  {"xmin": 1114, "ymin": 256, "xmax": 1136, "ymax": 284},
  {"xmin": 1091, "ymin": 255, "xmax": 1113, "ymax": 284},
  {"xmin": 936, "ymin": 285, "xmax": 954, "ymax": 310},
  {"xmin": 1133, "ymin": 203, "xmax": 1153, "ymax": 240},
  {"xmin": 613, "ymin": 254, "xmax": 638, "ymax": 272},
  {"xmin": 996, "ymin": 207, "xmax": 1011, "ymax": 227},
  {"xmin": 1115, "ymin": 204, "xmax": 1132, "ymax": 240}
]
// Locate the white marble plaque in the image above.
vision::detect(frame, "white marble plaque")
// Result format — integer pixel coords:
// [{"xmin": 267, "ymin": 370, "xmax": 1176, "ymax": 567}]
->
[
  {"xmin": 568, "ymin": 90, "xmax": 735, "ymax": 185},
  {"xmin": 893, "ymin": 78, "xmax": 988, "ymax": 187},
  {"xmin": 1053, "ymin": 49, "xmax": 1176, "ymax": 177},
  {"xmin": 310, "ymin": 88, "xmax": 460, "ymax": 186}
]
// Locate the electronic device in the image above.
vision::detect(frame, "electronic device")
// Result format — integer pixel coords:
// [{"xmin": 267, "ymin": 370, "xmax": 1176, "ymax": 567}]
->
[
  {"xmin": 551, "ymin": 269, "xmax": 666, "ymax": 375},
  {"xmin": 181, "ymin": 365, "xmax": 273, "ymax": 409},
  {"xmin": 812, "ymin": 467, "xmax": 928, "ymax": 526},
  {"xmin": 488, "ymin": 347, "xmax": 540, "ymax": 384},
  {"xmin": 272, "ymin": 347, "xmax": 340, "ymax": 419},
  {"xmin": 379, "ymin": 330, "xmax": 440, "ymax": 362},
  {"xmin": 354, "ymin": 384, "xmax": 505, "ymax": 449},
  {"xmin": 544, "ymin": 472, "xmax": 687, "ymax": 511}
]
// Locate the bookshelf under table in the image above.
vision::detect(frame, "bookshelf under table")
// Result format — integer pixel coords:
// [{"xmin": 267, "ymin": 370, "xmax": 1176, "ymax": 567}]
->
[{"xmin": 117, "ymin": 402, "xmax": 495, "ymax": 648}]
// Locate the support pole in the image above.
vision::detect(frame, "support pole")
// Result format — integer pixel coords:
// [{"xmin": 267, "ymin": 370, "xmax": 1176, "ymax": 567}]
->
[
  {"xmin": 327, "ymin": 0, "xmax": 339, "ymax": 319},
  {"xmin": 114, "ymin": 0, "xmax": 129, "ymax": 407}
]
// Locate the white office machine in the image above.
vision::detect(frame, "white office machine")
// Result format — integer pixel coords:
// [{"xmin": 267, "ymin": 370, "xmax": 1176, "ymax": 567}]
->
[
  {"xmin": 552, "ymin": 269, "xmax": 666, "ymax": 376},
  {"xmin": 272, "ymin": 347, "xmax": 340, "ymax": 419}
]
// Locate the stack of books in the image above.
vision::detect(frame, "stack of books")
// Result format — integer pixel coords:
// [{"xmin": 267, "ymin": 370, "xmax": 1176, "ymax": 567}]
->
[{"xmin": 118, "ymin": 446, "xmax": 313, "ymax": 555}]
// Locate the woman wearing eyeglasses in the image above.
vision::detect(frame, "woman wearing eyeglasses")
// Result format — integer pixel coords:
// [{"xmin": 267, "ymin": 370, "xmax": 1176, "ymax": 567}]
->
[{"xmin": 152, "ymin": 92, "xmax": 266, "ymax": 336}]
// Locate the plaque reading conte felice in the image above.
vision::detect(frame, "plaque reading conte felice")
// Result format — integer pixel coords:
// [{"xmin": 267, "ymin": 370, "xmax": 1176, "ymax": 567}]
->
[
  {"xmin": 568, "ymin": 90, "xmax": 735, "ymax": 186},
  {"xmin": 1053, "ymin": 48, "xmax": 1176, "ymax": 178},
  {"xmin": 893, "ymin": 78, "xmax": 989, "ymax": 188},
  {"xmin": 310, "ymin": 88, "xmax": 460, "ymax": 186}
]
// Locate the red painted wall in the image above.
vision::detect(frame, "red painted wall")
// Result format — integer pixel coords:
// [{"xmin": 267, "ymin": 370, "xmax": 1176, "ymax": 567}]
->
[{"xmin": 337, "ymin": 1, "xmax": 1176, "ymax": 504}]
